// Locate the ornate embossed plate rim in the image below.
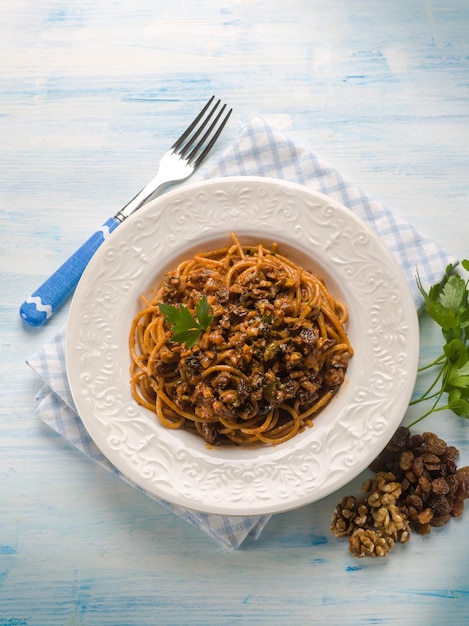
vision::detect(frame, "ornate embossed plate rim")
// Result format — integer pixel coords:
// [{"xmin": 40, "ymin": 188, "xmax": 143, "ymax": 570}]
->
[{"xmin": 66, "ymin": 176, "xmax": 420, "ymax": 515}]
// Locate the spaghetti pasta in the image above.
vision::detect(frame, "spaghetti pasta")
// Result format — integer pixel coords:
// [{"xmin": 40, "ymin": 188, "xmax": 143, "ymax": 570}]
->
[{"xmin": 129, "ymin": 233, "xmax": 353, "ymax": 446}]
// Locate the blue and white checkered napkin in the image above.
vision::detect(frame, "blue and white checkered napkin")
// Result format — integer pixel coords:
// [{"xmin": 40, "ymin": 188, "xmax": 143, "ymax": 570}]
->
[{"xmin": 27, "ymin": 117, "xmax": 457, "ymax": 550}]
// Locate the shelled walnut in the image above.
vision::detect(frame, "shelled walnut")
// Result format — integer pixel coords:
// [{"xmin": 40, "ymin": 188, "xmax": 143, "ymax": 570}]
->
[
  {"xmin": 330, "ymin": 496, "xmax": 372, "ymax": 537},
  {"xmin": 331, "ymin": 471, "xmax": 410, "ymax": 558},
  {"xmin": 331, "ymin": 428, "xmax": 469, "ymax": 558},
  {"xmin": 330, "ymin": 496, "xmax": 357, "ymax": 537},
  {"xmin": 349, "ymin": 529, "xmax": 393, "ymax": 558}
]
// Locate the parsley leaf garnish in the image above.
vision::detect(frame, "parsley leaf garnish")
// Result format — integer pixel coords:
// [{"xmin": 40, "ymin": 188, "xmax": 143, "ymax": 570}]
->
[
  {"xmin": 158, "ymin": 296, "xmax": 214, "ymax": 349},
  {"xmin": 409, "ymin": 260, "xmax": 469, "ymax": 425}
]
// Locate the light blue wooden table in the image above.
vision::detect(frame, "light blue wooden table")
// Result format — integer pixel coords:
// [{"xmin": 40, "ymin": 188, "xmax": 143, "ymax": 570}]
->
[{"xmin": 1, "ymin": 1, "xmax": 469, "ymax": 624}]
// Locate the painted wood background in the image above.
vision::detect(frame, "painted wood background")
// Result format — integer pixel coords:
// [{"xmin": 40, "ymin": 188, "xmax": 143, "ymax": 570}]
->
[{"xmin": 1, "ymin": 0, "xmax": 469, "ymax": 624}]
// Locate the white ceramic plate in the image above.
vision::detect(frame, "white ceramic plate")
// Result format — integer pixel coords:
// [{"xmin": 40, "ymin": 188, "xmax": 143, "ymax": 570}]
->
[{"xmin": 66, "ymin": 176, "xmax": 419, "ymax": 516}]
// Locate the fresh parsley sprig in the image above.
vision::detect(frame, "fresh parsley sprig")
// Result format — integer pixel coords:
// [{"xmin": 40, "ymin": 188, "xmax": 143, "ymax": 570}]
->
[
  {"xmin": 158, "ymin": 295, "xmax": 214, "ymax": 349},
  {"xmin": 409, "ymin": 259, "xmax": 469, "ymax": 426}
]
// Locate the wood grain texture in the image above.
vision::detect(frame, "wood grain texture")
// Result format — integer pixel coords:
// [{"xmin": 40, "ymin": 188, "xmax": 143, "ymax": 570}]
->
[{"xmin": 1, "ymin": 0, "xmax": 469, "ymax": 624}]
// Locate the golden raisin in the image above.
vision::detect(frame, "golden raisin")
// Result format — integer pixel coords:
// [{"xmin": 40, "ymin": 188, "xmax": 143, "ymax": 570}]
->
[
  {"xmin": 455, "ymin": 466, "xmax": 469, "ymax": 499},
  {"xmin": 412, "ymin": 456, "xmax": 425, "ymax": 477},
  {"xmin": 423, "ymin": 432, "xmax": 448, "ymax": 456},
  {"xmin": 430, "ymin": 514, "xmax": 451, "ymax": 528},
  {"xmin": 399, "ymin": 450, "xmax": 414, "ymax": 471},
  {"xmin": 414, "ymin": 522, "xmax": 431, "ymax": 535},
  {"xmin": 416, "ymin": 508, "xmax": 434, "ymax": 524},
  {"xmin": 431, "ymin": 478, "xmax": 450, "ymax": 495}
]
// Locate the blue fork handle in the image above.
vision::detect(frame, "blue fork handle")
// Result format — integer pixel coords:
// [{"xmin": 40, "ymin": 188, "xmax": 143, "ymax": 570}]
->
[{"xmin": 19, "ymin": 216, "xmax": 121, "ymax": 327}]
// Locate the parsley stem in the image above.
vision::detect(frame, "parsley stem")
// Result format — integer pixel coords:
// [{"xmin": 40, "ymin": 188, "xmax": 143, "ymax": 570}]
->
[
  {"xmin": 409, "ymin": 363, "xmax": 446, "ymax": 405},
  {"xmin": 407, "ymin": 404, "xmax": 450, "ymax": 427},
  {"xmin": 408, "ymin": 362, "xmax": 451, "ymax": 425},
  {"xmin": 417, "ymin": 353, "xmax": 446, "ymax": 372}
]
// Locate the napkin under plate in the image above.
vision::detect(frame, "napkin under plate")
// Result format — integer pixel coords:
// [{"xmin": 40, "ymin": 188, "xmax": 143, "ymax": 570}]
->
[{"xmin": 27, "ymin": 117, "xmax": 457, "ymax": 550}]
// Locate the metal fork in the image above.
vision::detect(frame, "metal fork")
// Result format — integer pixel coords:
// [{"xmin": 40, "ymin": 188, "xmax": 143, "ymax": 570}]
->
[{"xmin": 20, "ymin": 96, "xmax": 232, "ymax": 327}]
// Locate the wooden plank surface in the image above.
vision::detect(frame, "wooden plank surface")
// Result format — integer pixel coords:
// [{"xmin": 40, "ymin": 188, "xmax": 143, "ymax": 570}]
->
[{"xmin": 1, "ymin": 1, "xmax": 469, "ymax": 624}]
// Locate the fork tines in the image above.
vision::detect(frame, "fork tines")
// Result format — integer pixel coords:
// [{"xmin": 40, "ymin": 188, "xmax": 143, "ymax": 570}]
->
[{"xmin": 172, "ymin": 96, "xmax": 233, "ymax": 169}]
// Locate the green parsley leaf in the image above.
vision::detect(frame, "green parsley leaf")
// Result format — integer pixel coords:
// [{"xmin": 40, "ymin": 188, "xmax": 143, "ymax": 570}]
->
[
  {"xmin": 171, "ymin": 329, "xmax": 204, "ymax": 350},
  {"xmin": 195, "ymin": 296, "xmax": 214, "ymax": 329},
  {"xmin": 172, "ymin": 303, "xmax": 200, "ymax": 335},
  {"xmin": 426, "ymin": 300, "xmax": 459, "ymax": 332},
  {"xmin": 447, "ymin": 389, "xmax": 469, "ymax": 418},
  {"xmin": 158, "ymin": 296, "xmax": 213, "ymax": 349},
  {"xmin": 440, "ymin": 274, "xmax": 467, "ymax": 312},
  {"xmin": 158, "ymin": 301, "xmax": 185, "ymax": 326},
  {"xmin": 444, "ymin": 338, "xmax": 467, "ymax": 364}
]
